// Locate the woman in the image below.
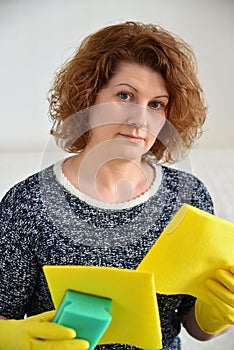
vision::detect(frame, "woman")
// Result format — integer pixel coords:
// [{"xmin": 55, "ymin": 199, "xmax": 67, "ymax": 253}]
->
[{"xmin": 0, "ymin": 22, "xmax": 233, "ymax": 350}]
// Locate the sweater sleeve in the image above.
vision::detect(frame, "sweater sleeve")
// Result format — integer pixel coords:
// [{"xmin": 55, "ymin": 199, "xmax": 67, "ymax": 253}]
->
[
  {"xmin": 190, "ymin": 175, "xmax": 215, "ymax": 215},
  {"xmin": 0, "ymin": 181, "xmax": 40, "ymax": 319}
]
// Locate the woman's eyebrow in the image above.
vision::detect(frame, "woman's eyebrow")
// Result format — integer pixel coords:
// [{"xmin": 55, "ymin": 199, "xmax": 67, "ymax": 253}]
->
[
  {"xmin": 154, "ymin": 95, "xmax": 169, "ymax": 100},
  {"xmin": 115, "ymin": 83, "xmax": 138, "ymax": 92},
  {"xmin": 115, "ymin": 83, "xmax": 169, "ymax": 99}
]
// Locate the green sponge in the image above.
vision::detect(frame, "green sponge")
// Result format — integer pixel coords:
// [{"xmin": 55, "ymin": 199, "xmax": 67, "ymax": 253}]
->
[{"xmin": 53, "ymin": 289, "xmax": 112, "ymax": 350}]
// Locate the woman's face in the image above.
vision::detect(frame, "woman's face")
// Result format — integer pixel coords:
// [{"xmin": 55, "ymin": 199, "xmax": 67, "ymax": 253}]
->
[{"xmin": 86, "ymin": 62, "xmax": 169, "ymax": 161}]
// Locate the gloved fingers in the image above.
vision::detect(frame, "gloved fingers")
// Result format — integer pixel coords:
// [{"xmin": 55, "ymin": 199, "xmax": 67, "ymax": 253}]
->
[
  {"xmin": 231, "ymin": 266, "xmax": 234, "ymax": 274},
  {"xmin": 37, "ymin": 310, "xmax": 57, "ymax": 322},
  {"xmin": 27, "ymin": 310, "xmax": 56, "ymax": 322},
  {"xmin": 216, "ymin": 269, "xmax": 234, "ymax": 293},
  {"xmin": 27, "ymin": 321, "xmax": 76, "ymax": 340},
  {"xmin": 206, "ymin": 281, "xmax": 234, "ymax": 324},
  {"xmin": 206, "ymin": 278, "xmax": 234, "ymax": 308},
  {"xmin": 32, "ymin": 338, "xmax": 90, "ymax": 350}
]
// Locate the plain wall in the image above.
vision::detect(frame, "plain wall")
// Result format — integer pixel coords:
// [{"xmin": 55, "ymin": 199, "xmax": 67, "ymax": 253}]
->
[{"xmin": 0, "ymin": 0, "xmax": 234, "ymax": 152}]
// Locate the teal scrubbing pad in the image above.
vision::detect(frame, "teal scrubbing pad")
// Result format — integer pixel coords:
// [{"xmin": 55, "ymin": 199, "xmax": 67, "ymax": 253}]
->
[{"xmin": 53, "ymin": 289, "xmax": 112, "ymax": 350}]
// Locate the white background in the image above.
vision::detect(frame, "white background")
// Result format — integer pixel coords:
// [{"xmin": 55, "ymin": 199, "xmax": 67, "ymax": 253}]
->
[{"xmin": 0, "ymin": 0, "xmax": 234, "ymax": 152}]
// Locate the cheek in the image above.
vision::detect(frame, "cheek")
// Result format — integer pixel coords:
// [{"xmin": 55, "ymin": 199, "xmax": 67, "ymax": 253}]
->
[
  {"xmin": 89, "ymin": 124, "xmax": 119, "ymax": 141},
  {"xmin": 89, "ymin": 103, "xmax": 127, "ymax": 129},
  {"xmin": 147, "ymin": 114, "xmax": 166, "ymax": 140},
  {"xmin": 145, "ymin": 133, "xmax": 157, "ymax": 150}
]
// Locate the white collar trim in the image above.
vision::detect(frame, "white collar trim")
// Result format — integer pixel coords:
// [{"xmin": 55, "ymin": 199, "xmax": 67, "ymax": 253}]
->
[{"xmin": 53, "ymin": 159, "xmax": 162, "ymax": 210}]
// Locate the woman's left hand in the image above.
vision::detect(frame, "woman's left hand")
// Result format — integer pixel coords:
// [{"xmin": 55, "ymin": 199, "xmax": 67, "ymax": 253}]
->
[{"xmin": 195, "ymin": 265, "xmax": 234, "ymax": 334}]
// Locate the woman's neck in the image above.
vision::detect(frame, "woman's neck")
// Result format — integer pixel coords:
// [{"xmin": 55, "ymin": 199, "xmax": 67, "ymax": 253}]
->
[{"xmin": 62, "ymin": 152, "xmax": 155, "ymax": 203}]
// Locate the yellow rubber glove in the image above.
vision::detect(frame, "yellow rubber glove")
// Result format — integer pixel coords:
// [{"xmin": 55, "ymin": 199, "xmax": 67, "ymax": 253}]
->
[
  {"xmin": 0, "ymin": 310, "xmax": 89, "ymax": 350},
  {"xmin": 195, "ymin": 265, "xmax": 234, "ymax": 334}
]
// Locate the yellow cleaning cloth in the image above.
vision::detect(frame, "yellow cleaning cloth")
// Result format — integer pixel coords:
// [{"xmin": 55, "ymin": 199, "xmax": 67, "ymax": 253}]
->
[
  {"xmin": 43, "ymin": 265, "xmax": 162, "ymax": 349},
  {"xmin": 138, "ymin": 204, "xmax": 234, "ymax": 304}
]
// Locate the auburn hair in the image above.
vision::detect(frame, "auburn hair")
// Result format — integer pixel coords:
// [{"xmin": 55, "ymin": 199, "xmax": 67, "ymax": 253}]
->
[{"xmin": 48, "ymin": 21, "xmax": 207, "ymax": 163}]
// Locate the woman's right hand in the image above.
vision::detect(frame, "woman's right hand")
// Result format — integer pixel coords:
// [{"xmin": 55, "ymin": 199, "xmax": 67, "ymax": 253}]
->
[{"xmin": 0, "ymin": 310, "xmax": 89, "ymax": 350}]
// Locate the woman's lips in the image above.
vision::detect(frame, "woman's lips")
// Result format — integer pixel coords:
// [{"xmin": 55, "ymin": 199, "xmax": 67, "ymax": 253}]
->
[{"xmin": 118, "ymin": 133, "xmax": 145, "ymax": 143}]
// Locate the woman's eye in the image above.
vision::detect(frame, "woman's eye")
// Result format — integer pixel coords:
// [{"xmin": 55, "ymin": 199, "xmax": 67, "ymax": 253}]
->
[
  {"xmin": 118, "ymin": 92, "xmax": 131, "ymax": 101},
  {"xmin": 150, "ymin": 101, "xmax": 164, "ymax": 109}
]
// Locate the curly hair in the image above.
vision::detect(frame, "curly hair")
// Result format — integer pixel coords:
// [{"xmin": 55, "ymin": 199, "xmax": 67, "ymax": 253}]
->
[{"xmin": 48, "ymin": 21, "xmax": 207, "ymax": 163}]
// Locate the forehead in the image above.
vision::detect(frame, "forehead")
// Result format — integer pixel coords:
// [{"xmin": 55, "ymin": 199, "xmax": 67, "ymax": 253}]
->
[{"xmin": 109, "ymin": 62, "xmax": 168, "ymax": 92}]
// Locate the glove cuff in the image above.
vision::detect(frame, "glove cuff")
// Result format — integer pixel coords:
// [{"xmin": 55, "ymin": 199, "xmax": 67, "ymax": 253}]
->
[{"xmin": 195, "ymin": 300, "xmax": 228, "ymax": 334}]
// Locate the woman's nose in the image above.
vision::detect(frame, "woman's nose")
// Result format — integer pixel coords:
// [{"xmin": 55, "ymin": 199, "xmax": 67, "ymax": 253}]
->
[{"xmin": 126, "ymin": 104, "xmax": 148, "ymax": 127}]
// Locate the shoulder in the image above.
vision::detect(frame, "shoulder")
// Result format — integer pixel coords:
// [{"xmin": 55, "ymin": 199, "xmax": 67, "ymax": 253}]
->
[
  {"xmin": 160, "ymin": 165, "xmax": 214, "ymax": 214},
  {"xmin": 0, "ymin": 165, "xmax": 55, "ymax": 215},
  {"xmin": 161, "ymin": 165, "xmax": 204, "ymax": 185}
]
